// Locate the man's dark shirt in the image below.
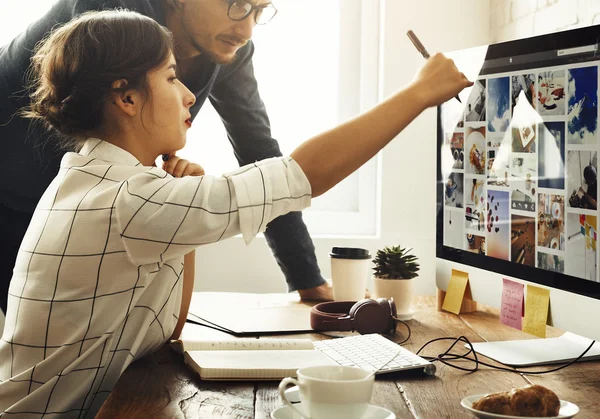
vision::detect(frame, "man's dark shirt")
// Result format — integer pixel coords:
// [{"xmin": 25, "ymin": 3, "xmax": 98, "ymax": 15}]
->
[{"xmin": 0, "ymin": 0, "xmax": 325, "ymax": 293}]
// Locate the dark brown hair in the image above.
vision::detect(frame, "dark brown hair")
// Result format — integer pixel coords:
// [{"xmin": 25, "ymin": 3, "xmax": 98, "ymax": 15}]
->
[{"xmin": 22, "ymin": 9, "xmax": 173, "ymax": 149}]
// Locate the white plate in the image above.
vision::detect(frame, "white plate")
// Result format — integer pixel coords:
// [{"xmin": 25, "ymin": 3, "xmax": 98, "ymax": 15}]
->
[
  {"xmin": 271, "ymin": 404, "xmax": 396, "ymax": 419},
  {"xmin": 461, "ymin": 394, "xmax": 579, "ymax": 419},
  {"xmin": 552, "ymin": 201, "xmax": 561, "ymax": 219}
]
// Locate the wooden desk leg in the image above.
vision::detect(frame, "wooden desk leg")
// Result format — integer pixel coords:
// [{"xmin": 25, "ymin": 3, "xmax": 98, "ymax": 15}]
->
[{"xmin": 436, "ymin": 288, "xmax": 478, "ymax": 313}]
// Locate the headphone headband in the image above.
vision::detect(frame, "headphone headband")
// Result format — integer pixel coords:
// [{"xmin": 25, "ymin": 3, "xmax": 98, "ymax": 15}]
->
[
  {"xmin": 310, "ymin": 301, "xmax": 357, "ymax": 332},
  {"xmin": 310, "ymin": 298, "xmax": 397, "ymax": 335}
]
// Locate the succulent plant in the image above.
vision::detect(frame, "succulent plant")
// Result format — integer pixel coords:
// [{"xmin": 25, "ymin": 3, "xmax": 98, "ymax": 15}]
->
[{"xmin": 372, "ymin": 245, "xmax": 419, "ymax": 279}]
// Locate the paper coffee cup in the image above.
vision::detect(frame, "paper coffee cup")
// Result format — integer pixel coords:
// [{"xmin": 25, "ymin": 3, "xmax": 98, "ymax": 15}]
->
[{"xmin": 329, "ymin": 247, "xmax": 371, "ymax": 301}]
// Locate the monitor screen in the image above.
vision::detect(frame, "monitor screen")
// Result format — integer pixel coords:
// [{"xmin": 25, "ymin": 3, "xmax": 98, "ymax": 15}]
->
[{"xmin": 436, "ymin": 25, "xmax": 600, "ymax": 304}]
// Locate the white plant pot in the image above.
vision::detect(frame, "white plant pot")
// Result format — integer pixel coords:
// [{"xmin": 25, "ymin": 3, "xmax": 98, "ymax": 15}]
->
[{"xmin": 372, "ymin": 276, "xmax": 416, "ymax": 320}]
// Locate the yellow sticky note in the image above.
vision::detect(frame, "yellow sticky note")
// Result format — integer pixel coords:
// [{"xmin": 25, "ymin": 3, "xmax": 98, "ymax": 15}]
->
[
  {"xmin": 442, "ymin": 269, "xmax": 469, "ymax": 314},
  {"xmin": 522, "ymin": 285, "xmax": 550, "ymax": 338},
  {"xmin": 589, "ymin": 216, "xmax": 597, "ymax": 251}
]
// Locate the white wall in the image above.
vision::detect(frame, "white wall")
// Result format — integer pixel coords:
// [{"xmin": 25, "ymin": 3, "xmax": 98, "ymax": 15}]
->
[
  {"xmin": 192, "ymin": 0, "xmax": 491, "ymax": 297},
  {"xmin": 490, "ymin": 0, "xmax": 600, "ymax": 42}
]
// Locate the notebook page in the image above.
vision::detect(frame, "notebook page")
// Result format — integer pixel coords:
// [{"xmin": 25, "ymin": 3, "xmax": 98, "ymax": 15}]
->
[
  {"xmin": 181, "ymin": 338, "xmax": 314, "ymax": 351},
  {"xmin": 184, "ymin": 349, "xmax": 337, "ymax": 380}
]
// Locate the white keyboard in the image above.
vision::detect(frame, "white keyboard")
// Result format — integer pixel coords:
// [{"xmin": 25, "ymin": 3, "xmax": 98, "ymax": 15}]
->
[{"xmin": 313, "ymin": 334, "xmax": 436, "ymax": 376}]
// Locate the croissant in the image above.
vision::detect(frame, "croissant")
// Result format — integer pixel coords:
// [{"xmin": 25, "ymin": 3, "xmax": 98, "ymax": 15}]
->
[{"xmin": 472, "ymin": 384, "xmax": 560, "ymax": 417}]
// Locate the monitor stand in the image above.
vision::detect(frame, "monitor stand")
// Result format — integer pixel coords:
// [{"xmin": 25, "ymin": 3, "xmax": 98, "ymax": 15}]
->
[{"xmin": 470, "ymin": 332, "xmax": 600, "ymax": 366}]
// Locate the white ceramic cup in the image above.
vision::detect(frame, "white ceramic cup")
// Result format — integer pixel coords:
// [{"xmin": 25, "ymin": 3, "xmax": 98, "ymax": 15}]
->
[
  {"xmin": 330, "ymin": 247, "xmax": 371, "ymax": 301},
  {"xmin": 278, "ymin": 365, "xmax": 374, "ymax": 419}
]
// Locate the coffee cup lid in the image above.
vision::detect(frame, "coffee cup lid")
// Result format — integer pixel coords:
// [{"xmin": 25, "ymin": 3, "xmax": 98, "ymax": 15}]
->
[{"xmin": 329, "ymin": 247, "xmax": 371, "ymax": 260}]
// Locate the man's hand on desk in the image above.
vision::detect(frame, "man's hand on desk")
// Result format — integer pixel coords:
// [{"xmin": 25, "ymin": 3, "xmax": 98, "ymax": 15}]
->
[
  {"xmin": 297, "ymin": 283, "xmax": 371, "ymax": 301},
  {"xmin": 298, "ymin": 283, "xmax": 333, "ymax": 301}
]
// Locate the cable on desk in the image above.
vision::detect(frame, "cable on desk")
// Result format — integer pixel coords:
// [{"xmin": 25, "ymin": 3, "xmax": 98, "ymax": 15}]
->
[
  {"xmin": 416, "ymin": 335, "xmax": 597, "ymax": 375},
  {"xmin": 392, "ymin": 317, "xmax": 411, "ymax": 345}
]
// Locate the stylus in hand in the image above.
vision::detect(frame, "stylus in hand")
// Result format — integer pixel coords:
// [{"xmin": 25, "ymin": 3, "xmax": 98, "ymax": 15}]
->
[{"xmin": 406, "ymin": 29, "xmax": 462, "ymax": 104}]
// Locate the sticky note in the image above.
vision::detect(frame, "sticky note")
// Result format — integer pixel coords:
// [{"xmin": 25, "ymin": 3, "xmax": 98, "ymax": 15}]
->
[
  {"xmin": 500, "ymin": 278, "xmax": 524, "ymax": 330},
  {"xmin": 522, "ymin": 284, "xmax": 550, "ymax": 338},
  {"xmin": 442, "ymin": 269, "xmax": 469, "ymax": 314}
]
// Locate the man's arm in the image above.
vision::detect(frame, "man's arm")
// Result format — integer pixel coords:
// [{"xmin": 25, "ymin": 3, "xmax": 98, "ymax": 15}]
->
[{"xmin": 209, "ymin": 42, "xmax": 329, "ymax": 298}]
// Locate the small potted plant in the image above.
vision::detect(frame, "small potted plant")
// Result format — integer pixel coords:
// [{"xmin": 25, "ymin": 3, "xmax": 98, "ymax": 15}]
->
[{"xmin": 372, "ymin": 245, "xmax": 419, "ymax": 320}]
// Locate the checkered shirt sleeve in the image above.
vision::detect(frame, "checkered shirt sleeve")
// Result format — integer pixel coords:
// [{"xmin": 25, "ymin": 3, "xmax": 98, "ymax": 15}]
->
[{"xmin": 0, "ymin": 139, "xmax": 312, "ymax": 418}]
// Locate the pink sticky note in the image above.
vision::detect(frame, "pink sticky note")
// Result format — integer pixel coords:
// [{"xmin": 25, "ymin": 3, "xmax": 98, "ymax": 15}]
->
[{"xmin": 500, "ymin": 278, "xmax": 524, "ymax": 330}]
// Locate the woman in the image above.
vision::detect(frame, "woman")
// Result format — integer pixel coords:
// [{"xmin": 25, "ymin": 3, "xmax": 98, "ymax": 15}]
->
[{"xmin": 0, "ymin": 10, "xmax": 470, "ymax": 417}]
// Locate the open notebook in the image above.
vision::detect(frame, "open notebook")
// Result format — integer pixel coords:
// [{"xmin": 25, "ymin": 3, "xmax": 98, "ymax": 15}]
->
[{"xmin": 171, "ymin": 337, "xmax": 335, "ymax": 381}]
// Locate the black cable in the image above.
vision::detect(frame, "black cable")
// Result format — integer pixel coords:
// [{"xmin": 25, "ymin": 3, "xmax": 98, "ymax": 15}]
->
[
  {"xmin": 416, "ymin": 335, "xmax": 597, "ymax": 374},
  {"xmin": 185, "ymin": 317, "xmax": 232, "ymax": 334},
  {"xmin": 392, "ymin": 317, "xmax": 411, "ymax": 345},
  {"xmin": 315, "ymin": 331, "xmax": 354, "ymax": 339}
]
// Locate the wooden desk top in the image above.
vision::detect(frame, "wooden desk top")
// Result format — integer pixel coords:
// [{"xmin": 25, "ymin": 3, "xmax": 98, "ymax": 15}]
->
[{"xmin": 97, "ymin": 294, "xmax": 600, "ymax": 418}]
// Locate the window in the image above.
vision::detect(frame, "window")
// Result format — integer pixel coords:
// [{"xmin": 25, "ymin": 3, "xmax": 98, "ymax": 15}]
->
[
  {"xmin": 178, "ymin": 0, "xmax": 381, "ymax": 236},
  {"xmin": 0, "ymin": 1, "xmax": 54, "ymax": 47}
]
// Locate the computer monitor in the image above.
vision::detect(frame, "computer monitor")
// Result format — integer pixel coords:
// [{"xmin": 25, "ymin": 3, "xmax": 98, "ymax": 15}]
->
[{"xmin": 436, "ymin": 24, "xmax": 600, "ymax": 366}]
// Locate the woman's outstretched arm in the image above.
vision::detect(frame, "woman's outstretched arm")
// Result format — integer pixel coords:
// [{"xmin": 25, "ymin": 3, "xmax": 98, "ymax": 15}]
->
[{"xmin": 292, "ymin": 53, "xmax": 471, "ymax": 198}]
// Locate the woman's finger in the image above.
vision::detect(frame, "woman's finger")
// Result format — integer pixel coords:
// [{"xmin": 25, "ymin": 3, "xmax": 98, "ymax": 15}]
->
[
  {"xmin": 182, "ymin": 164, "xmax": 198, "ymax": 177},
  {"xmin": 173, "ymin": 159, "xmax": 189, "ymax": 178},
  {"xmin": 164, "ymin": 155, "xmax": 180, "ymax": 175}
]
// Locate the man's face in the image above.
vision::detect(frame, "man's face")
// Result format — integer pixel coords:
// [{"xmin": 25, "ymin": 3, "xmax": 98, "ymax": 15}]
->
[{"xmin": 175, "ymin": 0, "xmax": 271, "ymax": 64}]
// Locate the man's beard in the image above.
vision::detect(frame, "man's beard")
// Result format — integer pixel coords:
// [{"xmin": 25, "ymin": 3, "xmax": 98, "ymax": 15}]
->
[{"xmin": 191, "ymin": 37, "xmax": 241, "ymax": 66}]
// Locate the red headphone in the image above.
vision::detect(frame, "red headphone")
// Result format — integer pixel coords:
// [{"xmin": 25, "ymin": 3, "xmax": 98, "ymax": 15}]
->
[{"xmin": 310, "ymin": 298, "xmax": 398, "ymax": 335}]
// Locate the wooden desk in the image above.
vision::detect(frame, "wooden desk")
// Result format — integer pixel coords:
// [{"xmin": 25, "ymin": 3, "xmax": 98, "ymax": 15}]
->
[{"xmin": 97, "ymin": 294, "xmax": 600, "ymax": 418}]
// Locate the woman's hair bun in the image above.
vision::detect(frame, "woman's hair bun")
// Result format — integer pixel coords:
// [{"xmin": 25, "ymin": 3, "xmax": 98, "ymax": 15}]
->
[{"xmin": 21, "ymin": 9, "xmax": 173, "ymax": 148}]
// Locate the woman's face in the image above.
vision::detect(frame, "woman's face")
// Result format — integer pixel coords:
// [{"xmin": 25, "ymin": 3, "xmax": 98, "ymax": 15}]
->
[{"xmin": 141, "ymin": 54, "xmax": 196, "ymax": 155}]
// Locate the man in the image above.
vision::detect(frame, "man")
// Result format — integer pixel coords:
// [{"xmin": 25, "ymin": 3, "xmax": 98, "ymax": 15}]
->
[{"xmin": 0, "ymin": 0, "xmax": 332, "ymax": 315}]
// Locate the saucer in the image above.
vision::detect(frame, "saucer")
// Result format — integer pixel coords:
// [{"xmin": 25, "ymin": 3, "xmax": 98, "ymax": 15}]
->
[
  {"xmin": 271, "ymin": 404, "xmax": 396, "ymax": 419},
  {"xmin": 461, "ymin": 394, "xmax": 579, "ymax": 419}
]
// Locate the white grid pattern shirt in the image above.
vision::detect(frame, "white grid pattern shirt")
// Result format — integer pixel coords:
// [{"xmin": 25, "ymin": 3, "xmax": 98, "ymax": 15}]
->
[{"xmin": 0, "ymin": 138, "xmax": 311, "ymax": 418}]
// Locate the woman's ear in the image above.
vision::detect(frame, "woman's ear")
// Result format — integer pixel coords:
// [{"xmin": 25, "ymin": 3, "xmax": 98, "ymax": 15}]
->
[{"xmin": 110, "ymin": 79, "xmax": 139, "ymax": 117}]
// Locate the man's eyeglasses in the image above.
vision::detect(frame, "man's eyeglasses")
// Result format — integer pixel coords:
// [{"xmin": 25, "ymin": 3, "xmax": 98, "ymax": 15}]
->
[{"xmin": 227, "ymin": 0, "xmax": 278, "ymax": 25}]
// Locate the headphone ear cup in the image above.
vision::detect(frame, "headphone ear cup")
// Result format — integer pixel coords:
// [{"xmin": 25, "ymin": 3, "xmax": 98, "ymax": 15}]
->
[
  {"xmin": 389, "ymin": 298, "xmax": 397, "ymax": 319},
  {"xmin": 376, "ymin": 298, "xmax": 396, "ymax": 334},
  {"xmin": 349, "ymin": 299, "xmax": 387, "ymax": 334},
  {"xmin": 348, "ymin": 299, "xmax": 376, "ymax": 319},
  {"xmin": 376, "ymin": 298, "xmax": 391, "ymax": 316}
]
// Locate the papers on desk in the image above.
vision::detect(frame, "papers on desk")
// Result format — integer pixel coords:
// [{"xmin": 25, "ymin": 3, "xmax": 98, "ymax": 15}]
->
[
  {"xmin": 471, "ymin": 331, "xmax": 600, "ymax": 366},
  {"xmin": 171, "ymin": 328, "xmax": 335, "ymax": 381},
  {"xmin": 186, "ymin": 292, "xmax": 314, "ymax": 336}
]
